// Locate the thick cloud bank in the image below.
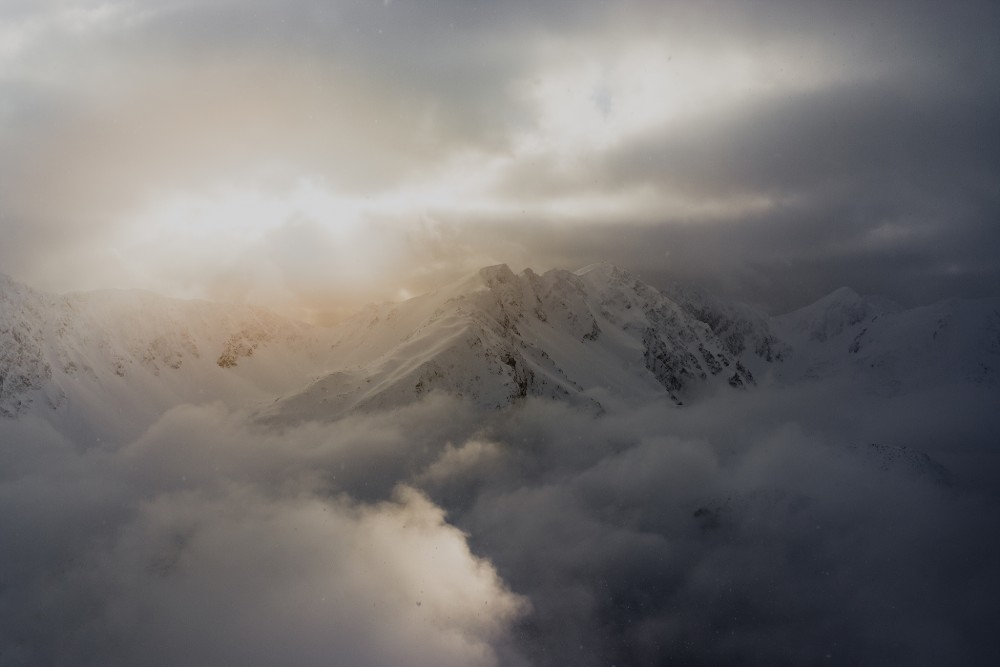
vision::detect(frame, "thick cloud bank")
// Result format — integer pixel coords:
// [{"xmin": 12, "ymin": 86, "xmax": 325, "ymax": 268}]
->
[
  {"xmin": 0, "ymin": 403, "xmax": 528, "ymax": 667},
  {"xmin": 440, "ymin": 393, "xmax": 1000, "ymax": 666},
  {"xmin": 2, "ymin": 380, "xmax": 999, "ymax": 665}
]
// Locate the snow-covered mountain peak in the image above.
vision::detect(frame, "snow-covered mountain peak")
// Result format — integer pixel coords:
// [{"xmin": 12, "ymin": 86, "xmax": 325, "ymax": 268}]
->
[
  {"xmin": 825, "ymin": 285, "xmax": 860, "ymax": 301},
  {"xmin": 262, "ymin": 263, "xmax": 758, "ymax": 423},
  {"xmin": 6, "ymin": 265, "xmax": 998, "ymax": 434},
  {"xmin": 478, "ymin": 263, "xmax": 518, "ymax": 285},
  {"xmin": 769, "ymin": 283, "xmax": 1000, "ymax": 392},
  {"xmin": 0, "ymin": 277, "xmax": 337, "ymax": 438},
  {"xmin": 777, "ymin": 286, "xmax": 901, "ymax": 343},
  {"xmin": 664, "ymin": 281, "xmax": 789, "ymax": 365}
]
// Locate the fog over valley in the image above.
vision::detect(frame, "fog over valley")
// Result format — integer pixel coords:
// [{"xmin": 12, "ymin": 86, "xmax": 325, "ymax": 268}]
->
[
  {"xmin": 2, "ymin": 0, "xmax": 999, "ymax": 664},
  {"xmin": 2, "ymin": 265, "xmax": 999, "ymax": 665}
]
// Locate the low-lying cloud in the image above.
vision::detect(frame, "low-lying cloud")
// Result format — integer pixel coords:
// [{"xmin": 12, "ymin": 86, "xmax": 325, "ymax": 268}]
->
[
  {"xmin": 0, "ymin": 402, "xmax": 528, "ymax": 667},
  {"xmin": 2, "ymin": 376, "xmax": 998, "ymax": 665}
]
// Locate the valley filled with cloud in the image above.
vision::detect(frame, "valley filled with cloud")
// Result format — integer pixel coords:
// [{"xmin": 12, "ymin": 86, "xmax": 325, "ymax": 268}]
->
[
  {"xmin": 2, "ymin": 263, "xmax": 998, "ymax": 665},
  {"xmin": 2, "ymin": 1, "xmax": 999, "ymax": 664},
  {"xmin": 3, "ymin": 380, "xmax": 998, "ymax": 665}
]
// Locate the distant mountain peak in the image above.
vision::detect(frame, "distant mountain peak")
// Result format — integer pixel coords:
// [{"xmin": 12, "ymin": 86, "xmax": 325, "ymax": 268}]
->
[
  {"xmin": 777, "ymin": 286, "xmax": 901, "ymax": 343},
  {"xmin": 5, "ymin": 264, "xmax": 998, "ymax": 433},
  {"xmin": 0, "ymin": 281, "xmax": 330, "ymax": 432},
  {"xmin": 825, "ymin": 286, "xmax": 862, "ymax": 301},
  {"xmin": 478, "ymin": 263, "xmax": 517, "ymax": 283},
  {"xmin": 261, "ymin": 262, "xmax": 760, "ymax": 422}
]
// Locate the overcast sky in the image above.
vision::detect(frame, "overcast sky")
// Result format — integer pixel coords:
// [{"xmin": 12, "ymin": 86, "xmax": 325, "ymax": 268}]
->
[{"xmin": 2, "ymin": 0, "xmax": 999, "ymax": 319}]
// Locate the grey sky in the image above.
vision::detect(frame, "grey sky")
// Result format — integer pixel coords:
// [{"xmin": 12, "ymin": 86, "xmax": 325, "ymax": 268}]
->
[{"xmin": 1, "ymin": 0, "xmax": 998, "ymax": 317}]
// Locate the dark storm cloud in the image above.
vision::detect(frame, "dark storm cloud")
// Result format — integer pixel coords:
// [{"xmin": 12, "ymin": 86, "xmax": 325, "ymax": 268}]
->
[
  {"xmin": 600, "ymin": 80, "xmax": 1000, "ymax": 199},
  {"xmin": 473, "ymin": 4, "xmax": 1000, "ymax": 308},
  {"xmin": 1, "ymin": 0, "xmax": 998, "ymax": 309}
]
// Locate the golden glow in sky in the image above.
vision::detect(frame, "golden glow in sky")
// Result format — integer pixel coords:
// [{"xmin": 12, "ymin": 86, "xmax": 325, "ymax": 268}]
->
[
  {"xmin": 110, "ymin": 38, "xmax": 834, "ymax": 310},
  {"xmin": 2, "ymin": 0, "xmax": 996, "ymax": 314}
]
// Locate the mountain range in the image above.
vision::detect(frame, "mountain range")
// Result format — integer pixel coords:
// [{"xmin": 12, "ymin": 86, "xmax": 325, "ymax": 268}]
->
[
  {"xmin": 4, "ymin": 262, "xmax": 1000, "ymax": 666},
  {"xmin": 3, "ymin": 263, "xmax": 998, "ymax": 442}
]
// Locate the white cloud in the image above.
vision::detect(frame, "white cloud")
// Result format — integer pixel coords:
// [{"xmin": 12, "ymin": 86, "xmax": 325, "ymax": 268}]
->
[
  {"xmin": 87, "ymin": 485, "xmax": 525, "ymax": 667},
  {"xmin": 0, "ymin": 403, "xmax": 528, "ymax": 666},
  {"xmin": 2, "ymin": 371, "xmax": 999, "ymax": 664}
]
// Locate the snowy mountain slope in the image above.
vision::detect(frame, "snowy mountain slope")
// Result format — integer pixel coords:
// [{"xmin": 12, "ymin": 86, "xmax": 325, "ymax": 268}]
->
[
  {"xmin": 5, "ymin": 267, "xmax": 998, "ymax": 438},
  {"xmin": 260, "ymin": 263, "xmax": 756, "ymax": 424},
  {"xmin": 773, "ymin": 288, "xmax": 1000, "ymax": 392},
  {"xmin": 0, "ymin": 273, "xmax": 335, "ymax": 440},
  {"xmin": 775, "ymin": 286, "xmax": 901, "ymax": 343},
  {"xmin": 663, "ymin": 281, "xmax": 790, "ymax": 370},
  {"xmin": 654, "ymin": 282, "xmax": 1000, "ymax": 395}
]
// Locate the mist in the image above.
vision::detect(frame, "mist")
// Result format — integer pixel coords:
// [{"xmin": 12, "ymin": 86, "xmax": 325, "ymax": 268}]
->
[
  {"xmin": 2, "ymin": 374, "xmax": 997, "ymax": 665},
  {"xmin": 2, "ymin": 2, "xmax": 999, "ymax": 660}
]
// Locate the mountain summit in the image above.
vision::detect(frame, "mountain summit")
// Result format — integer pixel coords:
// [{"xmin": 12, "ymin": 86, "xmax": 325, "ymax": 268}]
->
[
  {"xmin": 262, "ymin": 264, "xmax": 755, "ymax": 424},
  {"xmin": 2, "ymin": 265, "xmax": 998, "ymax": 437}
]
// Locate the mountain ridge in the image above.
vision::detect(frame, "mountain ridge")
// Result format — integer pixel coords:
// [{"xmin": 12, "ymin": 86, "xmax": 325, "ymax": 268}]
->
[
  {"xmin": 262, "ymin": 263, "xmax": 761, "ymax": 424},
  {"xmin": 0, "ymin": 272, "xmax": 335, "ymax": 439},
  {"xmin": 2, "ymin": 266, "xmax": 999, "ymax": 437}
]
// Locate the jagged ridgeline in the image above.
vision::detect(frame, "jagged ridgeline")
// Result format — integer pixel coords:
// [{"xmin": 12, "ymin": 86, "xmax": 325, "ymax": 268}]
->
[
  {"xmin": 2, "ymin": 265, "xmax": 999, "ymax": 436},
  {"xmin": 259, "ymin": 263, "xmax": 767, "ymax": 423}
]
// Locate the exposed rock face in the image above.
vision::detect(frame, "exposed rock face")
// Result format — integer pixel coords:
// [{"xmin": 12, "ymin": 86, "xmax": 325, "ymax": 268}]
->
[
  {"xmin": 663, "ymin": 281, "xmax": 789, "ymax": 362},
  {"xmin": 216, "ymin": 316, "xmax": 292, "ymax": 368}
]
